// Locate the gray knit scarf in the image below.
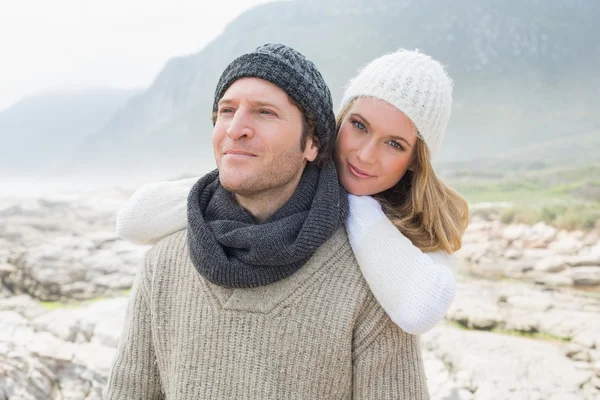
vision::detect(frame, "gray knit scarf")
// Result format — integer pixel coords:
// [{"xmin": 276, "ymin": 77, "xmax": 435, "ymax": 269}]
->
[{"xmin": 186, "ymin": 163, "xmax": 348, "ymax": 288}]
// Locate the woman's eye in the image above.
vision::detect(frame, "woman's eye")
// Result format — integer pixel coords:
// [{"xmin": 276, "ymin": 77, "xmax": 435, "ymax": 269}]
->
[
  {"xmin": 388, "ymin": 140, "xmax": 405, "ymax": 151},
  {"xmin": 351, "ymin": 120, "xmax": 366, "ymax": 131}
]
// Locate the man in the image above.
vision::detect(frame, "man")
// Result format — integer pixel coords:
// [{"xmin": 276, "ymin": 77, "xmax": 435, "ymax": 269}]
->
[{"xmin": 104, "ymin": 44, "xmax": 429, "ymax": 399}]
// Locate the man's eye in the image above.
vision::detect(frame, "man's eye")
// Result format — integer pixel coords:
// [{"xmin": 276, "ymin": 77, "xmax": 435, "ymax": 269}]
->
[{"xmin": 259, "ymin": 109, "xmax": 275, "ymax": 116}]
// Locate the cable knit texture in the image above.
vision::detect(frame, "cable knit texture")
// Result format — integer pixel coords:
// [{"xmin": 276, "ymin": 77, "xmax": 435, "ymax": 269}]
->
[
  {"xmin": 186, "ymin": 163, "xmax": 348, "ymax": 288},
  {"xmin": 104, "ymin": 228, "xmax": 430, "ymax": 399},
  {"xmin": 116, "ymin": 179, "xmax": 456, "ymax": 334},
  {"xmin": 339, "ymin": 49, "xmax": 453, "ymax": 158}
]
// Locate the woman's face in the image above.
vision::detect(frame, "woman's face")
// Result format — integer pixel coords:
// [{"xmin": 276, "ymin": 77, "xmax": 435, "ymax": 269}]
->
[{"xmin": 334, "ymin": 97, "xmax": 418, "ymax": 196}]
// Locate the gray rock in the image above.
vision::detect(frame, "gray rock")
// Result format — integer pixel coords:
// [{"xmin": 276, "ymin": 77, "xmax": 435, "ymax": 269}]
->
[
  {"xmin": 92, "ymin": 273, "xmax": 134, "ymax": 290},
  {"xmin": 4, "ymin": 232, "xmax": 141, "ymax": 301},
  {"xmin": 549, "ymin": 235, "xmax": 584, "ymax": 255},
  {"xmin": 78, "ymin": 297, "xmax": 128, "ymax": 341},
  {"xmin": 73, "ymin": 343, "xmax": 116, "ymax": 378},
  {"xmin": 566, "ymin": 342, "xmax": 585, "ymax": 358},
  {"xmin": 423, "ymin": 325, "xmax": 594, "ymax": 399},
  {"xmin": 527, "ymin": 222, "xmax": 558, "ymax": 245},
  {"xmin": 521, "ymin": 248, "xmax": 554, "ymax": 261},
  {"xmin": 568, "ymin": 254, "xmax": 600, "ymax": 267},
  {"xmin": 0, "ymin": 262, "xmax": 16, "ymax": 278},
  {"xmin": 0, "ymin": 349, "xmax": 56, "ymax": 400},
  {"xmin": 467, "ymin": 260, "xmax": 506, "ymax": 280},
  {"xmin": 91, "ymin": 314, "xmax": 126, "ymax": 348},
  {"xmin": 573, "ymin": 330, "xmax": 599, "ymax": 350},
  {"xmin": 588, "ymin": 376, "xmax": 600, "ymax": 390},
  {"xmin": 61, "ymin": 281, "xmax": 98, "ymax": 300},
  {"xmin": 590, "ymin": 243, "xmax": 600, "ymax": 258},
  {"xmin": 504, "ymin": 248, "xmax": 522, "ymax": 260},
  {"xmin": 534, "ymin": 256, "xmax": 569, "ymax": 273},
  {"xmin": 533, "ymin": 272, "xmax": 573, "ymax": 288},
  {"xmin": 504, "ymin": 259, "xmax": 535, "ymax": 278},
  {"xmin": 33, "ymin": 308, "xmax": 81, "ymax": 342},
  {"xmin": 571, "ymin": 350, "xmax": 592, "ymax": 362},
  {"xmin": 0, "ymin": 295, "xmax": 47, "ymax": 319},
  {"xmin": 568, "ymin": 267, "xmax": 600, "ymax": 286},
  {"xmin": 29, "ymin": 331, "xmax": 75, "ymax": 362},
  {"xmin": 503, "ymin": 224, "xmax": 530, "ymax": 241}
]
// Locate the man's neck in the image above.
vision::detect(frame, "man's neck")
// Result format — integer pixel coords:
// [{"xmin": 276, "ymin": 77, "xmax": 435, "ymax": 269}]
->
[{"xmin": 234, "ymin": 172, "xmax": 304, "ymax": 223}]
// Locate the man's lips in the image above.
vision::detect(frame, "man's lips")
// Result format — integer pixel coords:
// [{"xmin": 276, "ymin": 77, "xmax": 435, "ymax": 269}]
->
[
  {"xmin": 347, "ymin": 161, "xmax": 374, "ymax": 178},
  {"xmin": 224, "ymin": 149, "xmax": 257, "ymax": 157}
]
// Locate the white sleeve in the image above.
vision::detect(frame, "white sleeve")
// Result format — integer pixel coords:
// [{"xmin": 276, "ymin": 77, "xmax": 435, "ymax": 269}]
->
[
  {"xmin": 345, "ymin": 194, "xmax": 456, "ymax": 335},
  {"xmin": 116, "ymin": 177, "xmax": 198, "ymax": 245}
]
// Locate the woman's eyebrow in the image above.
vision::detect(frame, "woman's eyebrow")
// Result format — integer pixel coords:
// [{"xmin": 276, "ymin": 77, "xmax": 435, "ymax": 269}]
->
[
  {"xmin": 390, "ymin": 135, "xmax": 412, "ymax": 148},
  {"xmin": 350, "ymin": 113, "xmax": 371, "ymax": 127}
]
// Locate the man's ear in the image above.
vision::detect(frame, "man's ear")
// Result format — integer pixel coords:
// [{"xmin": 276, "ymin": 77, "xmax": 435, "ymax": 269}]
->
[{"xmin": 304, "ymin": 136, "xmax": 319, "ymax": 162}]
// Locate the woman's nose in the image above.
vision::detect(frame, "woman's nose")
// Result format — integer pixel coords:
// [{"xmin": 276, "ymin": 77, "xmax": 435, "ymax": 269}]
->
[{"xmin": 356, "ymin": 139, "xmax": 378, "ymax": 164}]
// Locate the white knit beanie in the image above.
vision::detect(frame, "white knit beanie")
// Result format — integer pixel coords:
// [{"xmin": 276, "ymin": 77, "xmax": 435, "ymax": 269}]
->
[{"xmin": 339, "ymin": 49, "xmax": 453, "ymax": 159}]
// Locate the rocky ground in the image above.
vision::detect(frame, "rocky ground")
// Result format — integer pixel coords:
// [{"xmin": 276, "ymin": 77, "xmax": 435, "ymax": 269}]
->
[{"xmin": 1, "ymin": 187, "xmax": 599, "ymax": 399}]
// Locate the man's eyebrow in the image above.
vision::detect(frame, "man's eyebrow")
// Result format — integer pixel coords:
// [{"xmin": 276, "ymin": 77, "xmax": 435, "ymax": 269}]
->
[
  {"xmin": 252, "ymin": 100, "xmax": 283, "ymax": 112},
  {"xmin": 350, "ymin": 112, "xmax": 412, "ymax": 148},
  {"xmin": 217, "ymin": 98, "xmax": 235, "ymax": 107},
  {"xmin": 217, "ymin": 98, "xmax": 282, "ymax": 112}
]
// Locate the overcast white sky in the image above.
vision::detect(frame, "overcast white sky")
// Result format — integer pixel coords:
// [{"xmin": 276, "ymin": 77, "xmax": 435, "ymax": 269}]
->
[{"xmin": 0, "ymin": 0, "xmax": 275, "ymax": 112}]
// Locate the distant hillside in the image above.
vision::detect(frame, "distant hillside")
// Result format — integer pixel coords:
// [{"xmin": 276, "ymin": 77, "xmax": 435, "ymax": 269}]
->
[
  {"xmin": 67, "ymin": 0, "xmax": 600, "ymax": 176},
  {"xmin": 0, "ymin": 88, "xmax": 137, "ymax": 177}
]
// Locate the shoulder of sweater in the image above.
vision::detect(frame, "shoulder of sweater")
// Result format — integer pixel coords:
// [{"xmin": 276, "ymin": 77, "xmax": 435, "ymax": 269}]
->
[
  {"xmin": 352, "ymin": 283, "xmax": 413, "ymax": 357},
  {"xmin": 318, "ymin": 227, "xmax": 365, "ymax": 277},
  {"xmin": 146, "ymin": 229, "xmax": 189, "ymax": 266}
]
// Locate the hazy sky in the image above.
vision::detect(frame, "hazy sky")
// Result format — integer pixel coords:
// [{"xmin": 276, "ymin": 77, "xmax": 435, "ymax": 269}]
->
[{"xmin": 0, "ymin": 0, "xmax": 275, "ymax": 112}]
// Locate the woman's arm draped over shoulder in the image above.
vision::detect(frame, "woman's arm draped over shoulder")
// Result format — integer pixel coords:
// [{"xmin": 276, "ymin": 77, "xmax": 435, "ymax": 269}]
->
[
  {"xmin": 345, "ymin": 195, "xmax": 456, "ymax": 335},
  {"xmin": 116, "ymin": 177, "xmax": 198, "ymax": 245}
]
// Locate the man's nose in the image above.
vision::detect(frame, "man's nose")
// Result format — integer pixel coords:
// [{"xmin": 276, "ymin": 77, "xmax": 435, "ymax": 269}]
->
[
  {"xmin": 356, "ymin": 139, "xmax": 378, "ymax": 164},
  {"xmin": 226, "ymin": 109, "xmax": 254, "ymax": 140}
]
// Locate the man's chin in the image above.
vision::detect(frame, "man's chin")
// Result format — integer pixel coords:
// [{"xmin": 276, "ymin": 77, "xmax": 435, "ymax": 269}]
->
[{"xmin": 219, "ymin": 173, "xmax": 254, "ymax": 194}]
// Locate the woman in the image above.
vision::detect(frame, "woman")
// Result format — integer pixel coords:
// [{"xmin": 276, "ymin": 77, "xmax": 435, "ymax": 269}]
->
[{"xmin": 116, "ymin": 49, "xmax": 469, "ymax": 335}]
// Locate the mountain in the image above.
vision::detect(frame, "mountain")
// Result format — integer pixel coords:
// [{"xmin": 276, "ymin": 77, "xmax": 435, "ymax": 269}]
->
[
  {"xmin": 69, "ymin": 0, "xmax": 600, "ymax": 176},
  {"xmin": 0, "ymin": 88, "xmax": 137, "ymax": 177}
]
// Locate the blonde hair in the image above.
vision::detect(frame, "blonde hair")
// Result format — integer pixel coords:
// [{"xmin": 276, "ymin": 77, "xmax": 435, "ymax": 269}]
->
[{"xmin": 336, "ymin": 98, "xmax": 469, "ymax": 254}]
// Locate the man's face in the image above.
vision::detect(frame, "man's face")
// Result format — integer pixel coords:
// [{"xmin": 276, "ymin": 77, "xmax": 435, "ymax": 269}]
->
[{"xmin": 213, "ymin": 78, "xmax": 318, "ymax": 197}]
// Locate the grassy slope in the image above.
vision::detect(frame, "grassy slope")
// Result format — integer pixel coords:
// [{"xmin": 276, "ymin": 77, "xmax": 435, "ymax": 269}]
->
[{"xmin": 443, "ymin": 141, "xmax": 600, "ymax": 230}]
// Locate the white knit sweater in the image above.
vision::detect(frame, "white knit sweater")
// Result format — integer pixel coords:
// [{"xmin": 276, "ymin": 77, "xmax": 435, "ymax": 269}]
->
[{"xmin": 116, "ymin": 177, "xmax": 456, "ymax": 334}]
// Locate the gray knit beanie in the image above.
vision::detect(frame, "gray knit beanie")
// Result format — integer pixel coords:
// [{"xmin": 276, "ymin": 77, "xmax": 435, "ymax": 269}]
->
[{"xmin": 213, "ymin": 43, "xmax": 336, "ymax": 156}]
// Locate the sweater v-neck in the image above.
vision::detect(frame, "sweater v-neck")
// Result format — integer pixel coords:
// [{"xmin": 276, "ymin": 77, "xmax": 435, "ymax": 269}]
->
[{"xmin": 195, "ymin": 228, "xmax": 348, "ymax": 314}]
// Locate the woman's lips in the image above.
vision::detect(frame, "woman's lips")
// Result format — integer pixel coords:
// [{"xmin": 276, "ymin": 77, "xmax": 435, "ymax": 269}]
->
[{"xmin": 347, "ymin": 161, "xmax": 374, "ymax": 179}]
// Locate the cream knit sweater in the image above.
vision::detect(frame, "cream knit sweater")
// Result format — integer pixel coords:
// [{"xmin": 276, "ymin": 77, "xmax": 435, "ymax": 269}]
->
[
  {"xmin": 104, "ymin": 228, "xmax": 429, "ymax": 399},
  {"xmin": 116, "ymin": 178, "xmax": 456, "ymax": 334}
]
